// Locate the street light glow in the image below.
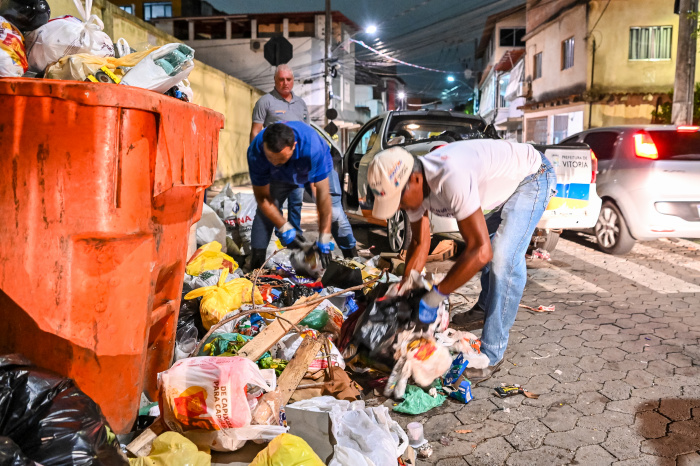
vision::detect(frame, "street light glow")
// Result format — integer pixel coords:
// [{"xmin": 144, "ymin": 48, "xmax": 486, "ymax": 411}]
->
[
  {"xmin": 365, "ymin": 25, "xmax": 377, "ymax": 34},
  {"xmin": 447, "ymin": 75, "xmax": 455, "ymax": 82},
  {"xmin": 398, "ymin": 91, "xmax": 406, "ymax": 99}
]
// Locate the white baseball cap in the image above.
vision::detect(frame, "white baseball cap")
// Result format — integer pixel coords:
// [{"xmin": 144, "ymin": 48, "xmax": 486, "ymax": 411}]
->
[{"xmin": 367, "ymin": 147, "xmax": 415, "ymax": 220}]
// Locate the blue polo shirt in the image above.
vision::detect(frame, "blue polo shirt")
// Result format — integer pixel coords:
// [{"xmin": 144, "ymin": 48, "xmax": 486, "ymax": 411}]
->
[{"xmin": 248, "ymin": 121, "xmax": 333, "ymax": 187}]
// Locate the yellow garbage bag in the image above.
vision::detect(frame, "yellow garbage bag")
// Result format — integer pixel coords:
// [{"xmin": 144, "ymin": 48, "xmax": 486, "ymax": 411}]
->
[
  {"xmin": 185, "ymin": 241, "xmax": 238, "ymax": 276},
  {"xmin": 184, "ymin": 268, "xmax": 264, "ymax": 329},
  {"xmin": 249, "ymin": 434, "xmax": 324, "ymax": 466},
  {"xmin": 129, "ymin": 432, "xmax": 211, "ymax": 466},
  {"xmin": 45, "ymin": 47, "xmax": 159, "ymax": 81}
]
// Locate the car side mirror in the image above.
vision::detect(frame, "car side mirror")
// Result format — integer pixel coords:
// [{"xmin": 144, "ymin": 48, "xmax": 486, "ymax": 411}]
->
[{"xmin": 387, "ymin": 135, "xmax": 405, "ymax": 147}]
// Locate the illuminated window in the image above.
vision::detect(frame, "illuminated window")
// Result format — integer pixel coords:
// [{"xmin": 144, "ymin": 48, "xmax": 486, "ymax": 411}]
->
[{"xmin": 629, "ymin": 26, "xmax": 672, "ymax": 60}]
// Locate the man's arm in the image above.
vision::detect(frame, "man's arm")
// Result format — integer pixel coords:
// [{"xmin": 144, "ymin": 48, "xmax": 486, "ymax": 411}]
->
[
  {"xmin": 435, "ymin": 210, "xmax": 493, "ymax": 295},
  {"xmin": 252, "ymin": 184, "xmax": 286, "ymax": 229},
  {"xmin": 250, "ymin": 122, "xmax": 264, "ymax": 142},
  {"xmin": 403, "ymin": 213, "xmax": 431, "ymax": 279},
  {"xmin": 313, "ymin": 177, "xmax": 332, "ymax": 235}
]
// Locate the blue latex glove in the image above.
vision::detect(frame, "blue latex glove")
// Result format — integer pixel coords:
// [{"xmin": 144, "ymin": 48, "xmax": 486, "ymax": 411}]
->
[
  {"xmin": 276, "ymin": 222, "xmax": 297, "ymax": 247},
  {"xmin": 316, "ymin": 233, "xmax": 335, "ymax": 267},
  {"xmin": 418, "ymin": 286, "xmax": 447, "ymax": 324}
]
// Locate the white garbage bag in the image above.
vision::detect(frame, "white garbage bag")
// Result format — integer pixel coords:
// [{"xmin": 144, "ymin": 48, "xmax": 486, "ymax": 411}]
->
[
  {"xmin": 120, "ymin": 43, "xmax": 194, "ymax": 94},
  {"xmin": 210, "ymin": 185, "xmax": 257, "ymax": 255},
  {"xmin": 26, "ymin": 0, "xmax": 114, "ymax": 73},
  {"xmin": 196, "ymin": 204, "xmax": 227, "ymax": 252}
]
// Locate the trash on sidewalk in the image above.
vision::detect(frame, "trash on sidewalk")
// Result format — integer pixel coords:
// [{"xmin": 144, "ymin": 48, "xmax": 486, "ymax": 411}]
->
[
  {"xmin": 529, "ymin": 248, "xmax": 551, "ymax": 261},
  {"xmin": 0, "ymin": 354, "xmax": 127, "ymax": 465},
  {"xmin": 249, "ymin": 433, "xmax": 324, "ymax": 466},
  {"xmin": 494, "ymin": 384, "xmax": 540, "ymax": 399},
  {"xmin": 128, "ymin": 432, "xmax": 210, "ymax": 466},
  {"xmin": 519, "ymin": 304, "xmax": 556, "ymax": 313},
  {"xmin": 393, "ymin": 384, "xmax": 446, "ymax": 415}
]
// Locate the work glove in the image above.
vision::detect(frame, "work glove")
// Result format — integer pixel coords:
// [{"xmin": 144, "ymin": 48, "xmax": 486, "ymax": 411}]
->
[
  {"xmin": 315, "ymin": 233, "xmax": 335, "ymax": 268},
  {"xmin": 418, "ymin": 286, "xmax": 448, "ymax": 324},
  {"xmin": 276, "ymin": 222, "xmax": 301, "ymax": 248}
]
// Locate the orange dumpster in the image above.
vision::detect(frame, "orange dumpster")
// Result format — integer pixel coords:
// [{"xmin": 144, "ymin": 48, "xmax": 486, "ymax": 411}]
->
[{"xmin": 0, "ymin": 79, "xmax": 224, "ymax": 433}]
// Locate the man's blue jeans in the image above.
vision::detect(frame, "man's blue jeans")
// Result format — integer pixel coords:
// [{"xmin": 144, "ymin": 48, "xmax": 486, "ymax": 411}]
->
[
  {"xmin": 251, "ymin": 181, "xmax": 303, "ymax": 250},
  {"xmin": 328, "ymin": 170, "xmax": 357, "ymax": 251},
  {"xmin": 477, "ymin": 154, "xmax": 557, "ymax": 365}
]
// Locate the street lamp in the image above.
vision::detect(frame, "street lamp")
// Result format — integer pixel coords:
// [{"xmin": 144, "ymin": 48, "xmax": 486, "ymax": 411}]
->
[
  {"xmin": 398, "ymin": 91, "xmax": 406, "ymax": 99},
  {"xmin": 365, "ymin": 25, "xmax": 377, "ymax": 34}
]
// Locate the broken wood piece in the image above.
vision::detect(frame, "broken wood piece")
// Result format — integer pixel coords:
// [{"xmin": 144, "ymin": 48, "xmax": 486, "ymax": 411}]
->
[
  {"xmin": 126, "ymin": 417, "xmax": 165, "ymax": 457},
  {"xmin": 237, "ymin": 295, "xmax": 319, "ymax": 361},
  {"xmin": 276, "ymin": 336, "xmax": 325, "ymax": 406},
  {"xmin": 426, "ymin": 239, "xmax": 456, "ymax": 262}
]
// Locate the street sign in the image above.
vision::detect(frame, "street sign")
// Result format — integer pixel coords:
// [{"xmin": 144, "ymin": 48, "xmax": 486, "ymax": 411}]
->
[
  {"xmin": 324, "ymin": 121, "xmax": 338, "ymax": 136},
  {"xmin": 264, "ymin": 36, "xmax": 293, "ymax": 66},
  {"xmin": 326, "ymin": 108, "xmax": 338, "ymax": 120}
]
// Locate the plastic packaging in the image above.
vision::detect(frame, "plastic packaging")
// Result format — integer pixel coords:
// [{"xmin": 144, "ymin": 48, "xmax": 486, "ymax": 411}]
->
[
  {"xmin": 44, "ymin": 47, "xmax": 153, "ymax": 81},
  {"xmin": 128, "ymin": 432, "xmax": 210, "ymax": 466},
  {"xmin": 395, "ymin": 332, "xmax": 452, "ymax": 388},
  {"xmin": 406, "ymin": 422, "xmax": 426, "ymax": 447},
  {"xmin": 173, "ymin": 320, "xmax": 198, "ymax": 361},
  {"xmin": 0, "ymin": 17, "xmax": 27, "ymax": 77},
  {"xmin": 121, "ymin": 43, "xmax": 194, "ymax": 94},
  {"xmin": 392, "ymin": 384, "xmax": 446, "ymax": 415},
  {"xmin": 210, "ymin": 185, "xmax": 257, "ymax": 256},
  {"xmin": 196, "ymin": 204, "xmax": 228, "ymax": 251},
  {"xmin": 0, "ymin": 354, "xmax": 127, "ymax": 465},
  {"xmin": 26, "ymin": 0, "xmax": 115, "ymax": 73},
  {"xmin": 184, "ymin": 269, "xmax": 264, "ymax": 330},
  {"xmin": 300, "ymin": 299, "xmax": 343, "ymax": 336},
  {"xmin": 328, "ymin": 445, "xmax": 375, "ymax": 466},
  {"xmin": 186, "ymin": 241, "xmax": 238, "ymax": 276},
  {"xmin": 159, "ymin": 356, "xmax": 286, "ymax": 451},
  {"xmin": 249, "ymin": 433, "xmax": 324, "ymax": 466}
]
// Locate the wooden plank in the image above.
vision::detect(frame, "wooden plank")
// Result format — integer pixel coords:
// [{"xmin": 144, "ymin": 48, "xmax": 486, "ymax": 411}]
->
[
  {"xmin": 426, "ymin": 239, "xmax": 456, "ymax": 262},
  {"xmin": 237, "ymin": 295, "xmax": 319, "ymax": 361},
  {"xmin": 126, "ymin": 417, "xmax": 165, "ymax": 456},
  {"xmin": 276, "ymin": 337, "xmax": 325, "ymax": 406}
]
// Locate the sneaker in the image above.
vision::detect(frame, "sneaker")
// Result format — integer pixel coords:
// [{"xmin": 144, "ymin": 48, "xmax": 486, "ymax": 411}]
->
[
  {"xmin": 462, "ymin": 359, "xmax": 504, "ymax": 385},
  {"xmin": 451, "ymin": 302, "xmax": 485, "ymax": 329}
]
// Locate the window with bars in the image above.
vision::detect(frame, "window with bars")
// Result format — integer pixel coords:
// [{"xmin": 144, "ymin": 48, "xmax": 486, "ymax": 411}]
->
[
  {"xmin": 533, "ymin": 52, "xmax": 542, "ymax": 79},
  {"xmin": 629, "ymin": 26, "xmax": 672, "ymax": 60},
  {"xmin": 561, "ymin": 37, "xmax": 574, "ymax": 70},
  {"xmin": 144, "ymin": 2, "xmax": 172, "ymax": 21}
]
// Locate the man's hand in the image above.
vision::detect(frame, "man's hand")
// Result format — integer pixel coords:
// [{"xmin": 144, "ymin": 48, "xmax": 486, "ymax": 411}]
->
[
  {"xmin": 418, "ymin": 286, "xmax": 447, "ymax": 323},
  {"xmin": 315, "ymin": 232, "xmax": 335, "ymax": 268},
  {"xmin": 276, "ymin": 222, "xmax": 299, "ymax": 247}
]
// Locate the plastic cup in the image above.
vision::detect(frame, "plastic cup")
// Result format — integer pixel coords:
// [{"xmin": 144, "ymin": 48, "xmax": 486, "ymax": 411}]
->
[{"xmin": 407, "ymin": 422, "xmax": 426, "ymax": 447}]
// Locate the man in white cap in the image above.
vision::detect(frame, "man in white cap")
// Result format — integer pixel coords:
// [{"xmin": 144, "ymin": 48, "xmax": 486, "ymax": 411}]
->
[{"xmin": 368, "ymin": 140, "xmax": 556, "ymax": 382}]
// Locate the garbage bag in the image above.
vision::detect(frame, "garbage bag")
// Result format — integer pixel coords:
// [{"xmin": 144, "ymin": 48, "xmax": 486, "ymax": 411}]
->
[
  {"xmin": 128, "ymin": 432, "xmax": 210, "ymax": 466},
  {"xmin": 0, "ymin": 17, "xmax": 26, "ymax": 77},
  {"xmin": 174, "ymin": 319, "xmax": 198, "ymax": 361},
  {"xmin": 184, "ymin": 269, "xmax": 263, "ymax": 330},
  {"xmin": 321, "ymin": 261, "xmax": 363, "ymax": 289},
  {"xmin": 121, "ymin": 43, "xmax": 194, "ymax": 94},
  {"xmin": 0, "ymin": 0, "xmax": 50, "ymax": 34},
  {"xmin": 392, "ymin": 384, "xmax": 446, "ymax": 415},
  {"xmin": 26, "ymin": 0, "xmax": 115, "ymax": 73},
  {"xmin": 328, "ymin": 445, "xmax": 375, "ymax": 466},
  {"xmin": 299, "ymin": 299, "xmax": 343, "ymax": 336},
  {"xmin": 0, "ymin": 354, "xmax": 127, "ymax": 465},
  {"xmin": 249, "ymin": 434, "xmax": 324, "ymax": 466},
  {"xmin": 209, "ymin": 186, "xmax": 257, "ymax": 256},
  {"xmin": 44, "ymin": 47, "xmax": 154, "ymax": 81},
  {"xmin": 159, "ymin": 356, "xmax": 286, "ymax": 451},
  {"xmin": 0, "ymin": 437, "xmax": 36, "ymax": 466},
  {"xmin": 195, "ymin": 204, "xmax": 227, "ymax": 252},
  {"xmin": 186, "ymin": 241, "xmax": 238, "ymax": 276}
]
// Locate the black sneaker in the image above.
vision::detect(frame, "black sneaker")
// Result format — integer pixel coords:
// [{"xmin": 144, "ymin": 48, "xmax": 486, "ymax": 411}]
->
[{"xmin": 451, "ymin": 302, "xmax": 486, "ymax": 329}]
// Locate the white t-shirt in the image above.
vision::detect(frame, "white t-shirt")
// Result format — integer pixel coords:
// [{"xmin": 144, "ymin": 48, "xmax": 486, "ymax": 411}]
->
[{"xmin": 406, "ymin": 139, "xmax": 542, "ymax": 222}]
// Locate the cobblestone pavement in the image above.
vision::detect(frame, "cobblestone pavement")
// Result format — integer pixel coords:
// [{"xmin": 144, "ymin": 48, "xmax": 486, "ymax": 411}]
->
[{"xmin": 380, "ymin": 233, "xmax": 700, "ymax": 466}]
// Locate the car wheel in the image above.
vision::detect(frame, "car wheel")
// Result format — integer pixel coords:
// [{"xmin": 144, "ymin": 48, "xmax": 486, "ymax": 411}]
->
[
  {"xmin": 540, "ymin": 230, "xmax": 560, "ymax": 252},
  {"xmin": 387, "ymin": 209, "xmax": 412, "ymax": 252},
  {"xmin": 595, "ymin": 201, "xmax": 635, "ymax": 255}
]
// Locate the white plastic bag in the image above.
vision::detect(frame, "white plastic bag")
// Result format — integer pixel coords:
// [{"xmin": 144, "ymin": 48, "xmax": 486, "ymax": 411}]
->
[
  {"xmin": 120, "ymin": 43, "xmax": 194, "ymax": 93},
  {"xmin": 328, "ymin": 445, "xmax": 376, "ymax": 466},
  {"xmin": 0, "ymin": 17, "xmax": 27, "ymax": 77},
  {"xmin": 159, "ymin": 356, "xmax": 286, "ymax": 451},
  {"xmin": 26, "ymin": 0, "xmax": 114, "ymax": 73},
  {"xmin": 196, "ymin": 204, "xmax": 228, "ymax": 252},
  {"xmin": 210, "ymin": 186, "xmax": 257, "ymax": 256}
]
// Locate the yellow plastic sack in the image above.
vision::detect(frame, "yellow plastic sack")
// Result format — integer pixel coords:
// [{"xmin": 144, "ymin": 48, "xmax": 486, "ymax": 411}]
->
[
  {"xmin": 184, "ymin": 268, "xmax": 264, "ymax": 329},
  {"xmin": 129, "ymin": 432, "xmax": 211, "ymax": 466},
  {"xmin": 249, "ymin": 434, "xmax": 324, "ymax": 466},
  {"xmin": 185, "ymin": 241, "xmax": 238, "ymax": 276}
]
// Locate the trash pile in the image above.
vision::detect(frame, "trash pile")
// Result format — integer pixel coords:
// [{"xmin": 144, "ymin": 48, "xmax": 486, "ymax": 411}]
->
[{"xmin": 0, "ymin": 0, "xmax": 195, "ymax": 101}]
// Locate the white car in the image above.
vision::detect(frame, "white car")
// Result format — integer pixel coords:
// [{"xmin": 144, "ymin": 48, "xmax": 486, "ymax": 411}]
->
[{"xmin": 339, "ymin": 110, "xmax": 602, "ymax": 251}]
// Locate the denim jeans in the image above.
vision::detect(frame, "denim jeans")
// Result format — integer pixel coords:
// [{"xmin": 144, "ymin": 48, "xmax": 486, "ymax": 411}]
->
[
  {"xmin": 477, "ymin": 153, "xmax": 557, "ymax": 365},
  {"xmin": 251, "ymin": 180, "xmax": 304, "ymax": 250},
  {"xmin": 328, "ymin": 170, "xmax": 357, "ymax": 251}
]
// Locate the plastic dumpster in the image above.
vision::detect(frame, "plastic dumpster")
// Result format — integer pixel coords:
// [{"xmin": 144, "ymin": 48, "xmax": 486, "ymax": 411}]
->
[{"xmin": 0, "ymin": 79, "xmax": 224, "ymax": 433}]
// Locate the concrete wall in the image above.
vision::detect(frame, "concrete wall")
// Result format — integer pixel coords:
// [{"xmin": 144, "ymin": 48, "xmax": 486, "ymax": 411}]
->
[
  {"xmin": 526, "ymin": 0, "xmax": 581, "ymax": 33},
  {"xmin": 47, "ymin": 0, "xmax": 264, "ymax": 185},
  {"xmin": 525, "ymin": 2, "xmax": 588, "ymax": 102}
]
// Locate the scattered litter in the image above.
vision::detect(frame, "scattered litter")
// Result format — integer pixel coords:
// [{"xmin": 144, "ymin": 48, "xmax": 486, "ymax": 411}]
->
[
  {"xmin": 531, "ymin": 354, "xmax": 551, "ymax": 360},
  {"xmin": 439, "ymin": 436, "xmax": 451, "ymax": 446},
  {"xmin": 554, "ymin": 369, "xmax": 563, "ymax": 375},
  {"xmin": 393, "ymin": 384, "xmax": 446, "ymax": 415},
  {"xmin": 455, "ymin": 430, "xmax": 472, "ymax": 434},
  {"xmin": 503, "ymin": 407, "xmax": 510, "ymax": 413},
  {"xmin": 494, "ymin": 385, "xmax": 540, "ymax": 399},
  {"xmin": 249, "ymin": 433, "xmax": 324, "ymax": 466},
  {"xmin": 520, "ymin": 304, "xmax": 555, "ymax": 313},
  {"xmin": 530, "ymin": 248, "xmax": 551, "ymax": 261},
  {"xmin": 129, "ymin": 432, "xmax": 210, "ymax": 466},
  {"xmin": 641, "ymin": 361, "xmax": 648, "ymax": 364},
  {"xmin": 416, "ymin": 443, "xmax": 433, "ymax": 458}
]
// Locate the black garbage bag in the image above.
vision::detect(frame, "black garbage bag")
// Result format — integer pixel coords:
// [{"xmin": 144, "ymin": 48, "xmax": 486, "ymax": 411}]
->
[
  {"xmin": 0, "ymin": 437, "xmax": 36, "ymax": 466},
  {"xmin": 321, "ymin": 261, "xmax": 363, "ymax": 289},
  {"xmin": 0, "ymin": 354, "xmax": 128, "ymax": 466},
  {"xmin": 348, "ymin": 289, "xmax": 429, "ymax": 365}
]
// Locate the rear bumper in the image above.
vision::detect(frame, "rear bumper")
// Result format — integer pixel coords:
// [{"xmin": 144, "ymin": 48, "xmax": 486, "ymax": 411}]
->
[
  {"xmin": 631, "ymin": 210, "xmax": 700, "ymax": 240},
  {"xmin": 537, "ymin": 189, "xmax": 602, "ymax": 230}
]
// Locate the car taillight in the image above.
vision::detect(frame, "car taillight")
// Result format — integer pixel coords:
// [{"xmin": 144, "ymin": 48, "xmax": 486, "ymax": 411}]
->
[
  {"xmin": 634, "ymin": 132, "xmax": 659, "ymax": 159},
  {"xmin": 677, "ymin": 125, "xmax": 700, "ymax": 132},
  {"xmin": 590, "ymin": 150, "xmax": 598, "ymax": 184}
]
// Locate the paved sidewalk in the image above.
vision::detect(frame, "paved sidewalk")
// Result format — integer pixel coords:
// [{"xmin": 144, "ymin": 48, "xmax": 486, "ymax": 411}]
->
[{"xmin": 388, "ymin": 234, "xmax": 700, "ymax": 465}]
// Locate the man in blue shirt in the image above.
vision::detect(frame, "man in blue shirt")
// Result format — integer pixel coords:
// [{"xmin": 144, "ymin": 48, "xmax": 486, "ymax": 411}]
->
[{"xmin": 248, "ymin": 121, "xmax": 334, "ymax": 269}]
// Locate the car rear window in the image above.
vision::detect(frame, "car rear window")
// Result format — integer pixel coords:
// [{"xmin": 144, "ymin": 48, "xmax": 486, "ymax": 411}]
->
[
  {"xmin": 648, "ymin": 131, "xmax": 700, "ymax": 160},
  {"xmin": 386, "ymin": 116, "xmax": 485, "ymax": 143}
]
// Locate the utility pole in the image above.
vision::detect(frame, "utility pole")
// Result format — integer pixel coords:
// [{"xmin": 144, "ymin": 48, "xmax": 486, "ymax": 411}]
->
[
  {"xmin": 672, "ymin": 0, "xmax": 698, "ymax": 125},
  {"xmin": 324, "ymin": 0, "xmax": 331, "ymax": 127}
]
